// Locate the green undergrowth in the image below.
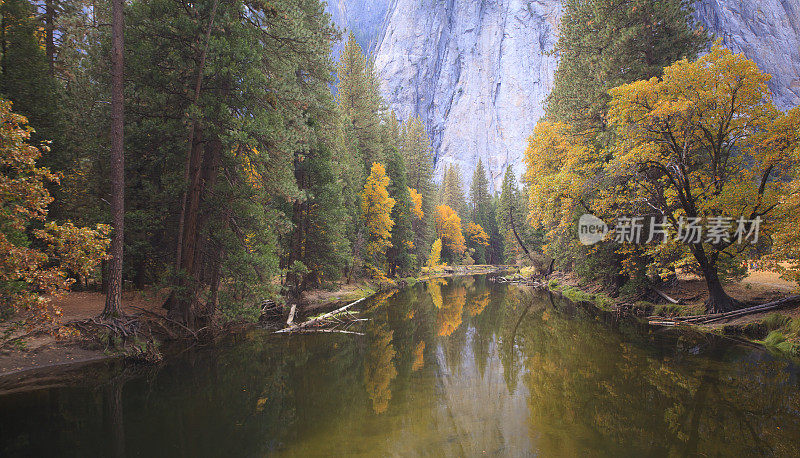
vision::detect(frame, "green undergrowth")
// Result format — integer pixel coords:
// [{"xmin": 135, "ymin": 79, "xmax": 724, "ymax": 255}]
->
[
  {"xmin": 547, "ymin": 279, "xmax": 615, "ymax": 311},
  {"xmin": 756, "ymin": 313, "xmax": 800, "ymax": 357}
]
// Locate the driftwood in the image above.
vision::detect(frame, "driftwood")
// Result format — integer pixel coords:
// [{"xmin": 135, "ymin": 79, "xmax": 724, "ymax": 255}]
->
[
  {"xmin": 651, "ymin": 287, "xmax": 680, "ymax": 305},
  {"xmin": 649, "ymin": 295, "xmax": 800, "ymax": 325},
  {"xmin": 286, "ymin": 304, "xmax": 297, "ymax": 326},
  {"xmin": 276, "ymin": 297, "xmax": 367, "ymax": 334}
]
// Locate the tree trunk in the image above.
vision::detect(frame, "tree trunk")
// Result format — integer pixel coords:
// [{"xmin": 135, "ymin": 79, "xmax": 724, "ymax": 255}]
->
[
  {"xmin": 702, "ymin": 266, "xmax": 740, "ymax": 313},
  {"xmin": 44, "ymin": 0, "xmax": 56, "ymax": 75},
  {"xmin": 103, "ymin": 0, "xmax": 125, "ymax": 319},
  {"xmin": 167, "ymin": 134, "xmax": 223, "ymax": 326}
]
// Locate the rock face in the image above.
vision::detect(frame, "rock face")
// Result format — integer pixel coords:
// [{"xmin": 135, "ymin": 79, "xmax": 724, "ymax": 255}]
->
[
  {"xmin": 694, "ymin": 0, "xmax": 800, "ymax": 110},
  {"xmin": 373, "ymin": 0, "xmax": 800, "ymax": 192},
  {"xmin": 326, "ymin": 0, "xmax": 394, "ymax": 58}
]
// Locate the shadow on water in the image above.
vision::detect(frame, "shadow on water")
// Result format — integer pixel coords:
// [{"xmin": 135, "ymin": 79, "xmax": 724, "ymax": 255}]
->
[{"xmin": 1, "ymin": 275, "xmax": 799, "ymax": 456}]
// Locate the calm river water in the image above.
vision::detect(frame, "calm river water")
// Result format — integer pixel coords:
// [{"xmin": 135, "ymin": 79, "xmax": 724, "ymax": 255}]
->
[{"xmin": 1, "ymin": 275, "xmax": 799, "ymax": 456}]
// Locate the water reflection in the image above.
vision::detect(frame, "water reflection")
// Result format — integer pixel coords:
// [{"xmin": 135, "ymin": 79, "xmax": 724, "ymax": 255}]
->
[{"xmin": 1, "ymin": 276, "xmax": 799, "ymax": 456}]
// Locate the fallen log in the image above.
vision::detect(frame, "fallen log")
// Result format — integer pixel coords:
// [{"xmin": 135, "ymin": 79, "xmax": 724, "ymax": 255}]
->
[
  {"xmin": 651, "ymin": 287, "xmax": 680, "ymax": 304},
  {"xmin": 699, "ymin": 295, "xmax": 800, "ymax": 324},
  {"xmin": 651, "ymin": 295, "xmax": 800, "ymax": 325},
  {"xmin": 276, "ymin": 297, "xmax": 367, "ymax": 334}
]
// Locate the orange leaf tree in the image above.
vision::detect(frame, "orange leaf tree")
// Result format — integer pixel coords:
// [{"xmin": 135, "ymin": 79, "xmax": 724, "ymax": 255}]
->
[
  {"xmin": 0, "ymin": 100, "xmax": 110, "ymax": 342},
  {"xmin": 607, "ymin": 46, "xmax": 800, "ymax": 312}
]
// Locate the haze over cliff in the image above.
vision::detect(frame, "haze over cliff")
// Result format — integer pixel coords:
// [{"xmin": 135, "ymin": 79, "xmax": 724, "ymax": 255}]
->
[{"xmin": 330, "ymin": 0, "xmax": 800, "ymax": 192}]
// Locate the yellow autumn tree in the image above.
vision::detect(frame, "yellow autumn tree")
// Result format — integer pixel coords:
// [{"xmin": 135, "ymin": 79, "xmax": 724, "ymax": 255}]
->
[
  {"xmin": 435, "ymin": 205, "xmax": 467, "ymax": 263},
  {"xmin": 409, "ymin": 187, "xmax": 424, "ymax": 220},
  {"xmin": 465, "ymin": 222, "xmax": 489, "ymax": 248},
  {"xmin": 524, "ymin": 121, "xmax": 599, "ymax": 242},
  {"xmin": 607, "ymin": 45, "xmax": 800, "ymax": 312},
  {"xmin": 437, "ymin": 284, "xmax": 466, "ymax": 337},
  {"xmin": 361, "ymin": 162, "xmax": 396, "ymax": 278},
  {"xmin": 427, "ymin": 238, "xmax": 443, "ymax": 268}
]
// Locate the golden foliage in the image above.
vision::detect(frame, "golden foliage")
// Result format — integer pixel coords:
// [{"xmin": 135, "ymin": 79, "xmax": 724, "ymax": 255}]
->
[
  {"xmin": 437, "ymin": 284, "xmax": 466, "ymax": 337},
  {"xmin": 408, "ymin": 187, "xmax": 424, "ymax": 221},
  {"xmin": 523, "ymin": 121, "xmax": 598, "ymax": 241},
  {"xmin": 465, "ymin": 222, "xmax": 489, "ymax": 247},
  {"xmin": 607, "ymin": 45, "xmax": 800, "ymax": 277},
  {"xmin": 427, "ymin": 238, "xmax": 443, "ymax": 268},
  {"xmin": 361, "ymin": 162, "xmax": 396, "ymax": 276},
  {"xmin": 435, "ymin": 205, "xmax": 466, "ymax": 258},
  {"xmin": 364, "ymin": 320, "xmax": 397, "ymax": 414}
]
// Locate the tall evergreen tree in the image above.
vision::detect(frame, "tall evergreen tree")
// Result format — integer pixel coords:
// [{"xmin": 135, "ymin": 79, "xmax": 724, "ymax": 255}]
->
[
  {"xmin": 336, "ymin": 33, "xmax": 384, "ymax": 173},
  {"xmin": 546, "ymin": 0, "xmax": 708, "ymax": 139},
  {"xmin": 103, "ymin": 0, "xmax": 125, "ymax": 318},
  {"xmin": 400, "ymin": 116, "xmax": 435, "ymax": 267},
  {"xmin": 385, "ymin": 147, "xmax": 415, "ymax": 276},
  {"xmin": 124, "ymin": 0, "xmax": 338, "ymax": 325},
  {"xmin": 441, "ymin": 164, "xmax": 467, "ymax": 217},
  {"xmin": 286, "ymin": 135, "xmax": 350, "ymax": 296},
  {"xmin": 468, "ymin": 159, "xmax": 501, "ymax": 263},
  {"xmin": 0, "ymin": 0, "xmax": 64, "ymax": 167}
]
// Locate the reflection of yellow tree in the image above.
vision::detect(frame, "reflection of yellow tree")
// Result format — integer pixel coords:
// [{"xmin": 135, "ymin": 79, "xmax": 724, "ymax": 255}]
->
[
  {"xmin": 412, "ymin": 341, "xmax": 426, "ymax": 371},
  {"xmin": 364, "ymin": 320, "xmax": 397, "ymax": 414},
  {"xmin": 437, "ymin": 285, "xmax": 466, "ymax": 337},
  {"xmin": 428, "ymin": 278, "xmax": 446, "ymax": 309},
  {"xmin": 466, "ymin": 290, "xmax": 489, "ymax": 317}
]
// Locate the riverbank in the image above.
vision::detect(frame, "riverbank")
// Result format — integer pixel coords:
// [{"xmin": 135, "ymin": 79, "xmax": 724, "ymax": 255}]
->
[
  {"xmin": 0, "ymin": 265, "xmax": 507, "ymax": 379},
  {"xmin": 538, "ymin": 269, "xmax": 800, "ymax": 356}
]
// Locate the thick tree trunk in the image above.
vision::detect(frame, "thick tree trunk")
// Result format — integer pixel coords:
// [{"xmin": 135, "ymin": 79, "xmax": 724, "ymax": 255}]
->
[
  {"xmin": 167, "ymin": 134, "xmax": 223, "ymax": 326},
  {"xmin": 692, "ymin": 242, "xmax": 740, "ymax": 314},
  {"xmin": 103, "ymin": 0, "xmax": 125, "ymax": 318},
  {"xmin": 702, "ymin": 267, "xmax": 740, "ymax": 313}
]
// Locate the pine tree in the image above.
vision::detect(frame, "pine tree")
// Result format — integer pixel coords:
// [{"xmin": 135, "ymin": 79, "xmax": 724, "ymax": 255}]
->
[
  {"xmin": 441, "ymin": 164, "xmax": 467, "ymax": 216},
  {"xmin": 498, "ymin": 166, "xmax": 528, "ymax": 264},
  {"xmin": 469, "ymin": 159, "xmax": 501, "ymax": 264},
  {"xmin": 336, "ymin": 33, "xmax": 385, "ymax": 173},
  {"xmin": 286, "ymin": 136, "xmax": 350, "ymax": 295},
  {"xmin": 400, "ymin": 116, "xmax": 435, "ymax": 267},
  {"xmin": 125, "ymin": 0, "xmax": 339, "ymax": 325},
  {"xmin": 385, "ymin": 147, "xmax": 415, "ymax": 276},
  {"xmin": 0, "ymin": 0, "xmax": 64, "ymax": 168},
  {"xmin": 546, "ymin": 0, "xmax": 708, "ymax": 139}
]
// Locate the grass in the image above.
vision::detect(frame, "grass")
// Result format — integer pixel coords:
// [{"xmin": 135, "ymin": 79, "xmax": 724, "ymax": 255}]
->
[
  {"xmin": 653, "ymin": 303, "xmax": 691, "ymax": 317},
  {"xmin": 756, "ymin": 313, "xmax": 800, "ymax": 357},
  {"xmin": 547, "ymin": 281, "xmax": 616, "ymax": 311}
]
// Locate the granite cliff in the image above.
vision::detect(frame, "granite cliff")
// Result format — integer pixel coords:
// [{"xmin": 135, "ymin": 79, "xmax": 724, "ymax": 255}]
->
[{"xmin": 370, "ymin": 0, "xmax": 800, "ymax": 191}]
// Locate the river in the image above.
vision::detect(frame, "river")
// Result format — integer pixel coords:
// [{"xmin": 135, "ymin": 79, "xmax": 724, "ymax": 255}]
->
[{"xmin": 1, "ymin": 275, "xmax": 799, "ymax": 456}]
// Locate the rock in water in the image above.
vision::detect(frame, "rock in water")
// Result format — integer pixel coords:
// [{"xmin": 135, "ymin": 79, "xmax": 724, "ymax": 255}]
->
[{"xmin": 373, "ymin": 0, "xmax": 800, "ymax": 192}]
